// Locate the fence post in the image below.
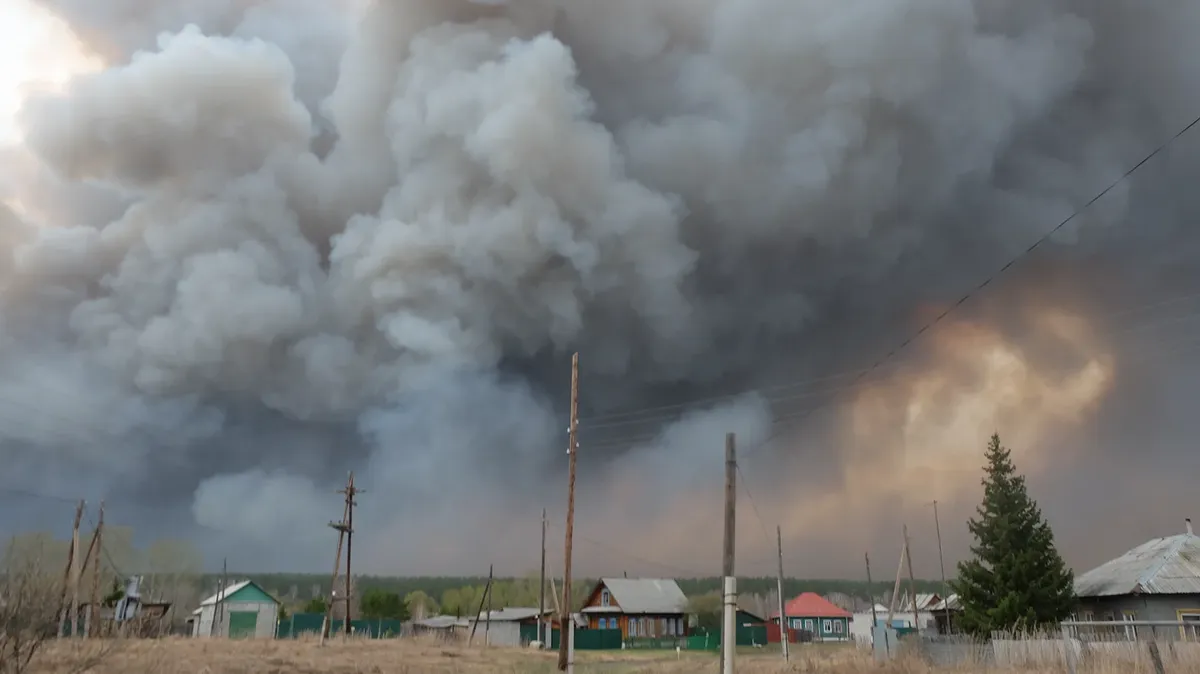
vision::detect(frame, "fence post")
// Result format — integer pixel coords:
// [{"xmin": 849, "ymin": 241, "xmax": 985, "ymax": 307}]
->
[
  {"xmin": 1060, "ymin": 625, "xmax": 1076, "ymax": 674},
  {"xmin": 1147, "ymin": 625, "xmax": 1167, "ymax": 674}
]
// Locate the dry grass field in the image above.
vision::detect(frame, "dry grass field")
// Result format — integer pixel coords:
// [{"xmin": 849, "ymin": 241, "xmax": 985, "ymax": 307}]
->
[{"xmin": 21, "ymin": 636, "xmax": 1200, "ymax": 674}]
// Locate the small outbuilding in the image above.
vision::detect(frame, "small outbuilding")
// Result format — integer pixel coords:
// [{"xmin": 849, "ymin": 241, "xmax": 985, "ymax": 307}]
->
[
  {"xmin": 190, "ymin": 580, "xmax": 280, "ymax": 639},
  {"xmin": 467, "ymin": 607, "xmax": 555, "ymax": 647}
]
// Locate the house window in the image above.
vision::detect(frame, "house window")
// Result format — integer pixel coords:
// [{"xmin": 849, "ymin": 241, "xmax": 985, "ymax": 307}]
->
[
  {"xmin": 1122, "ymin": 611, "xmax": 1137, "ymax": 640},
  {"xmin": 822, "ymin": 619, "xmax": 832, "ymax": 634},
  {"xmin": 610, "ymin": 618, "xmax": 618, "ymax": 630},
  {"xmin": 804, "ymin": 619, "xmax": 814, "ymax": 631},
  {"xmin": 601, "ymin": 590, "xmax": 611, "ymax": 607},
  {"xmin": 1179, "ymin": 612, "xmax": 1200, "ymax": 640},
  {"xmin": 834, "ymin": 620, "xmax": 844, "ymax": 634}
]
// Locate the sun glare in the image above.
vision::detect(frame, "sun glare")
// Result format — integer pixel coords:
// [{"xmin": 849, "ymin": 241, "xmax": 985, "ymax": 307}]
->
[{"xmin": 0, "ymin": 0, "xmax": 101, "ymax": 146}]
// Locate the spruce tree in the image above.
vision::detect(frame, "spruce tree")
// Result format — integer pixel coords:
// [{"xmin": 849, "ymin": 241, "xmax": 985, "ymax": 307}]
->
[{"xmin": 952, "ymin": 433, "xmax": 1075, "ymax": 636}]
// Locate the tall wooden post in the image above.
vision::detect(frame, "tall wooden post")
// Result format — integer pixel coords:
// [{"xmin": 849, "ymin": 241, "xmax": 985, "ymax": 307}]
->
[
  {"xmin": 85, "ymin": 502, "xmax": 104, "ymax": 637},
  {"xmin": 721, "ymin": 433, "xmax": 737, "ymax": 674},
  {"xmin": 558, "ymin": 353, "xmax": 579, "ymax": 672},
  {"xmin": 58, "ymin": 501, "xmax": 84, "ymax": 638},
  {"xmin": 539, "ymin": 508, "xmax": 547, "ymax": 648},
  {"xmin": 903, "ymin": 525, "xmax": 920, "ymax": 631},
  {"xmin": 775, "ymin": 526, "xmax": 789, "ymax": 661}
]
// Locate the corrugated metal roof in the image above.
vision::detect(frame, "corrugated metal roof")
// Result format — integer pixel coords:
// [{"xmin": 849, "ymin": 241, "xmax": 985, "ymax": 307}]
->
[
  {"xmin": 1075, "ymin": 533, "xmax": 1200, "ymax": 597},
  {"xmin": 199, "ymin": 580, "xmax": 251, "ymax": 606},
  {"xmin": 928, "ymin": 594, "xmax": 960, "ymax": 611},
  {"xmin": 590, "ymin": 578, "xmax": 688, "ymax": 615},
  {"xmin": 415, "ymin": 615, "xmax": 468, "ymax": 629},
  {"xmin": 471, "ymin": 607, "xmax": 552, "ymax": 622}
]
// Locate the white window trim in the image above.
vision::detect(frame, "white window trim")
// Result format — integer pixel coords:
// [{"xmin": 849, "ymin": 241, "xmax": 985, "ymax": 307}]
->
[
  {"xmin": 1121, "ymin": 611, "xmax": 1137, "ymax": 640},
  {"xmin": 822, "ymin": 619, "xmax": 832, "ymax": 633},
  {"xmin": 600, "ymin": 590, "xmax": 610, "ymax": 607},
  {"xmin": 833, "ymin": 620, "xmax": 843, "ymax": 633}
]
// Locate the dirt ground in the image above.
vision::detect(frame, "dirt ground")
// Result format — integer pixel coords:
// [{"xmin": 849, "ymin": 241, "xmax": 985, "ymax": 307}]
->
[
  {"xmin": 30, "ymin": 638, "xmax": 864, "ymax": 673},
  {"xmin": 30, "ymin": 636, "xmax": 1200, "ymax": 673}
]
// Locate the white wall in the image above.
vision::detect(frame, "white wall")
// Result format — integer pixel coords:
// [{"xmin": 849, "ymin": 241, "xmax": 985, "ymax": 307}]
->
[
  {"xmin": 194, "ymin": 602, "xmax": 277, "ymax": 639},
  {"xmin": 467, "ymin": 621, "xmax": 522, "ymax": 647}
]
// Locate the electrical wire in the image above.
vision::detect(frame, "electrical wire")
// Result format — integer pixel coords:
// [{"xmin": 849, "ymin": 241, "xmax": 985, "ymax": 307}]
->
[
  {"xmin": 579, "ymin": 285, "xmax": 1200, "ymax": 435},
  {"xmin": 577, "ymin": 287, "xmax": 1200, "ymax": 451}
]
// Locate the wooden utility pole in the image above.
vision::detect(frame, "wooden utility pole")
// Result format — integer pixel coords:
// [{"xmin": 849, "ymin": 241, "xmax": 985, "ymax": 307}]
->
[
  {"xmin": 865, "ymin": 552, "xmax": 878, "ymax": 630},
  {"xmin": 344, "ymin": 473, "xmax": 358, "ymax": 637},
  {"xmin": 558, "ymin": 352, "xmax": 579, "ymax": 672},
  {"xmin": 539, "ymin": 508, "xmax": 547, "ymax": 648},
  {"xmin": 469, "ymin": 565, "xmax": 494, "ymax": 645},
  {"xmin": 218, "ymin": 558, "xmax": 229, "ymax": 637},
  {"xmin": 775, "ymin": 526, "xmax": 789, "ymax": 662},
  {"xmin": 903, "ymin": 525, "xmax": 920, "ymax": 631},
  {"xmin": 58, "ymin": 501, "xmax": 84, "ymax": 638},
  {"xmin": 322, "ymin": 473, "xmax": 354, "ymax": 642},
  {"xmin": 721, "ymin": 433, "xmax": 737, "ymax": 674},
  {"xmin": 85, "ymin": 502, "xmax": 104, "ymax": 637},
  {"xmin": 931, "ymin": 500, "xmax": 951, "ymax": 633}
]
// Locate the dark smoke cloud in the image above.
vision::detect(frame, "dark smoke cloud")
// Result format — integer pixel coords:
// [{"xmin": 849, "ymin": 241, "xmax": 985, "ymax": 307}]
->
[{"xmin": 3, "ymin": 0, "xmax": 1200, "ymax": 577}]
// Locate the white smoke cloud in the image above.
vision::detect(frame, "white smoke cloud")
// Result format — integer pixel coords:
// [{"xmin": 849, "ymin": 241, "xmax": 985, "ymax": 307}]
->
[{"xmin": 2, "ymin": 0, "xmax": 1199, "ymax": 573}]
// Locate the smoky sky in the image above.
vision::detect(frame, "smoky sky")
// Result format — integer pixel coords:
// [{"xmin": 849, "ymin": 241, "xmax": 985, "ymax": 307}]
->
[{"xmin": 2, "ymin": 0, "xmax": 1200, "ymax": 580}]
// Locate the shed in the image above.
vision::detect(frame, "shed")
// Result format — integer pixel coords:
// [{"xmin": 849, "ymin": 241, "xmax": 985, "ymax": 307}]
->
[
  {"xmin": 190, "ymin": 580, "xmax": 280, "ymax": 639},
  {"xmin": 467, "ymin": 607, "xmax": 554, "ymax": 647},
  {"xmin": 1074, "ymin": 520, "xmax": 1200, "ymax": 639}
]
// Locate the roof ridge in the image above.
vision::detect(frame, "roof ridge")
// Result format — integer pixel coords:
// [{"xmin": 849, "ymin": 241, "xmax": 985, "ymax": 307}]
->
[{"xmin": 1135, "ymin": 534, "xmax": 1190, "ymax": 591}]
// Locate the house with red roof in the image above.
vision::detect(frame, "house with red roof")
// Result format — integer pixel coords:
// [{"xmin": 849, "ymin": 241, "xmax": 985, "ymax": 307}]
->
[{"xmin": 770, "ymin": 592, "xmax": 852, "ymax": 642}]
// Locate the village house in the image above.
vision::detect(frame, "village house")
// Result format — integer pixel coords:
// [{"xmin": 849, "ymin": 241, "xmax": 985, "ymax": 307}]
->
[
  {"xmin": 771, "ymin": 592, "xmax": 852, "ymax": 642},
  {"xmin": 579, "ymin": 578, "xmax": 689, "ymax": 639},
  {"xmin": 1074, "ymin": 519, "xmax": 1200, "ymax": 639}
]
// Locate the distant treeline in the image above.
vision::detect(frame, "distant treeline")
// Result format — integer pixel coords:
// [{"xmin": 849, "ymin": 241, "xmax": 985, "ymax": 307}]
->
[{"xmin": 207, "ymin": 573, "xmax": 946, "ymax": 605}]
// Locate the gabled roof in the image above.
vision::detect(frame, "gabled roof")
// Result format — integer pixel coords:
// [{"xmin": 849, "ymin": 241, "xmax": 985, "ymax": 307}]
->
[
  {"xmin": 771, "ymin": 592, "xmax": 852, "ymax": 619},
  {"xmin": 1075, "ymin": 533, "xmax": 1200, "ymax": 597},
  {"xmin": 197, "ymin": 580, "xmax": 278, "ymax": 607},
  {"xmin": 928, "ymin": 594, "xmax": 961, "ymax": 612},
  {"xmin": 583, "ymin": 578, "xmax": 688, "ymax": 615},
  {"xmin": 470, "ymin": 607, "xmax": 553, "ymax": 622}
]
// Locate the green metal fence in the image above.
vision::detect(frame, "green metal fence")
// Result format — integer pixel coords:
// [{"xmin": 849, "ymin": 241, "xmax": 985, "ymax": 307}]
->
[
  {"xmin": 275, "ymin": 613, "xmax": 403, "ymax": 639},
  {"xmin": 549, "ymin": 628, "xmax": 623, "ymax": 650},
  {"xmin": 625, "ymin": 637, "xmax": 687, "ymax": 649}
]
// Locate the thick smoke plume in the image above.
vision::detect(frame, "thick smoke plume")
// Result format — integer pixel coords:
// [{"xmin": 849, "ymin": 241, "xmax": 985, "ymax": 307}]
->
[{"xmin": 3, "ymin": 0, "xmax": 1200, "ymax": 576}]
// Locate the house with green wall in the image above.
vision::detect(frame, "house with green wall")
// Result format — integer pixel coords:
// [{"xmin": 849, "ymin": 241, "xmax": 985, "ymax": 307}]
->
[
  {"xmin": 771, "ymin": 592, "xmax": 852, "ymax": 642},
  {"xmin": 189, "ymin": 579, "xmax": 280, "ymax": 639}
]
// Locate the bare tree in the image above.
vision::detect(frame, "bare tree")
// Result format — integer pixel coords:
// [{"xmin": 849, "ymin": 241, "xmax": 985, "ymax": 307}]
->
[{"xmin": 1, "ymin": 546, "xmax": 64, "ymax": 674}]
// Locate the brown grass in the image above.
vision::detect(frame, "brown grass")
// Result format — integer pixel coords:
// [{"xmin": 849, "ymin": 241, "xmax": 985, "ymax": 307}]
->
[{"xmin": 24, "ymin": 636, "xmax": 1200, "ymax": 674}]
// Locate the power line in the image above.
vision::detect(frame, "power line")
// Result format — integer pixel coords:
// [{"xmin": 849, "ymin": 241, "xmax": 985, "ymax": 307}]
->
[
  {"xmin": 578, "ymin": 105, "xmax": 1200, "ymax": 432},
  {"xmin": 735, "ymin": 463, "xmax": 773, "ymax": 547},
  {"xmin": 578, "ymin": 287, "xmax": 1200, "ymax": 450}
]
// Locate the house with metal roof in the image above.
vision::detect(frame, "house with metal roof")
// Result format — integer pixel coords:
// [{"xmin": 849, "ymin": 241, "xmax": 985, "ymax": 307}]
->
[
  {"xmin": 770, "ymin": 592, "xmax": 852, "ymax": 642},
  {"xmin": 1074, "ymin": 519, "xmax": 1200, "ymax": 638},
  {"xmin": 579, "ymin": 578, "xmax": 689, "ymax": 639}
]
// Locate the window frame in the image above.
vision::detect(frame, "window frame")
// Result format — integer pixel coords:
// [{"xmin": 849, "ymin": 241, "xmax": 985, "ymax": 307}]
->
[
  {"xmin": 1178, "ymin": 610, "xmax": 1200, "ymax": 640},
  {"xmin": 822, "ymin": 619, "xmax": 833, "ymax": 634},
  {"xmin": 600, "ymin": 589, "xmax": 611, "ymax": 607},
  {"xmin": 1121, "ymin": 611, "xmax": 1137, "ymax": 640}
]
